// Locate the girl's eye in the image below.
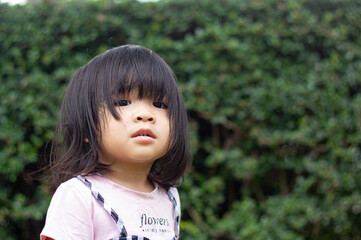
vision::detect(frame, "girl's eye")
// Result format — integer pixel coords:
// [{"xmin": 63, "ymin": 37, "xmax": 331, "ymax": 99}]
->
[
  {"xmin": 153, "ymin": 102, "xmax": 168, "ymax": 109},
  {"xmin": 115, "ymin": 100, "xmax": 131, "ymax": 106}
]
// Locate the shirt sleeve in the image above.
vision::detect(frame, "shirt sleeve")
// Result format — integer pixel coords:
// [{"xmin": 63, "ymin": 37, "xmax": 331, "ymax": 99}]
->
[{"xmin": 40, "ymin": 178, "xmax": 94, "ymax": 240}]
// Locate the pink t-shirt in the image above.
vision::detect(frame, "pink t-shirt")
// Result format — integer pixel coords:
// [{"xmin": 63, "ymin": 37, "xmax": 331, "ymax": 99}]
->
[{"xmin": 40, "ymin": 174, "xmax": 180, "ymax": 240}]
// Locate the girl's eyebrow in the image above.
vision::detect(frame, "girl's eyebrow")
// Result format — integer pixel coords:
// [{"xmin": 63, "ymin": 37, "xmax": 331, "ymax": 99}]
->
[
  {"xmin": 157, "ymin": 96, "xmax": 168, "ymax": 102},
  {"xmin": 113, "ymin": 90, "xmax": 130, "ymax": 98}
]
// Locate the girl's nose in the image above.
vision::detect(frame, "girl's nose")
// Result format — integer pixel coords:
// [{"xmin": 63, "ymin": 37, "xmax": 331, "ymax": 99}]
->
[{"xmin": 134, "ymin": 112, "xmax": 155, "ymax": 123}]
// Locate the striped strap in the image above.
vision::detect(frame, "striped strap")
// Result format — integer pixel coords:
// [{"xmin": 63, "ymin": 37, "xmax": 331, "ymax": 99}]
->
[
  {"xmin": 110, "ymin": 236, "xmax": 149, "ymax": 240},
  {"xmin": 167, "ymin": 189, "xmax": 180, "ymax": 240}
]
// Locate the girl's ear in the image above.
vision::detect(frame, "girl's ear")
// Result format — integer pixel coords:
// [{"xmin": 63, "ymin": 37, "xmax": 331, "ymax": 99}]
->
[{"xmin": 84, "ymin": 138, "xmax": 89, "ymax": 143}]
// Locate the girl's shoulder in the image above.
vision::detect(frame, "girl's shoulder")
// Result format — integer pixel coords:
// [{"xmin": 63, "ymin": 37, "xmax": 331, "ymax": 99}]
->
[
  {"xmin": 51, "ymin": 176, "xmax": 94, "ymax": 208},
  {"xmin": 54, "ymin": 174, "xmax": 110, "ymax": 201},
  {"xmin": 168, "ymin": 186, "xmax": 181, "ymax": 209},
  {"xmin": 56, "ymin": 176, "xmax": 91, "ymax": 193},
  {"xmin": 56, "ymin": 174, "xmax": 105, "ymax": 190},
  {"xmin": 42, "ymin": 175, "xmax": 119, "ymax": 240},
  {"xmin": 168, "ymin": 186, "xmax": 179, "ymax": 198}
]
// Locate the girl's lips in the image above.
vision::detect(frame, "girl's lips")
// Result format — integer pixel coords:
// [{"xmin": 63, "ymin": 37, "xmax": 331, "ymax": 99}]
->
[{"xmin": 131, "ymin": 129, "xmax": 156, "ymax": 139}]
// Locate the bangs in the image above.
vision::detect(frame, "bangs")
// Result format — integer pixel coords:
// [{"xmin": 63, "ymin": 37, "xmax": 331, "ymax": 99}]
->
[{"xmin": 95, "ymin": 45, "xmax": 178, "ymax": 120}]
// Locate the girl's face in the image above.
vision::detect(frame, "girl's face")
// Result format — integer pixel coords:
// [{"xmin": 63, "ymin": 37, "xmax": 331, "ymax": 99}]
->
[{"xmin": 98, "ymin": 89, "xmax": 170, "ymax": 169}]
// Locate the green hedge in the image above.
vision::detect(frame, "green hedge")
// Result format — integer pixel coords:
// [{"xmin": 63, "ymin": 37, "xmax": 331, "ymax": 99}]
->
[{"xmin": 1, "ymin": 0, "xmax": 361, "ymax": 239}]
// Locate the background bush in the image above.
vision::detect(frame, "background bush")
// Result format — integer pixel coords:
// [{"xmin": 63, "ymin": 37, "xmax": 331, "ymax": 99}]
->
[{"xmin": 1, "ymin": 0, "xmax": 361, "ymax": 239}]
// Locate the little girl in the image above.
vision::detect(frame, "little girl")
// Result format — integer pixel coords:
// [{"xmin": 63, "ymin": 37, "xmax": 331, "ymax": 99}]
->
[{"xmin": 40, "ymin": 45, "xmax": 192, "ymax": 240}]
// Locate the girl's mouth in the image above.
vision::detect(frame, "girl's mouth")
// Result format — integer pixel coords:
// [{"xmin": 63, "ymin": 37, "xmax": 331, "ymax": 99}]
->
[{"xmin": 131, "ymin": 129, "xmax": 156, "ymax": 139}]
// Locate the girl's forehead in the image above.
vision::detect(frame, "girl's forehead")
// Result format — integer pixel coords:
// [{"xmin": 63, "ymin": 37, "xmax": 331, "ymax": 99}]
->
[
  {"xmin": 109, "ymin": 68, "xmax": 172, "ymax": 101},
  {"xmin": 114, "ymin": 87, "xmax": 167, "ymax": 101},
  {"xmin": 118, "ymin": 88, "xmax": 138, "ymax": 97}
]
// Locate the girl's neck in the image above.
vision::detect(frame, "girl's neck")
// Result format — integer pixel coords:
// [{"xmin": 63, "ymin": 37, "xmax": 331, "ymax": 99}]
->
[{"xmin": 101, "ymin": 164, "xmax": 155, "ymax": 193}]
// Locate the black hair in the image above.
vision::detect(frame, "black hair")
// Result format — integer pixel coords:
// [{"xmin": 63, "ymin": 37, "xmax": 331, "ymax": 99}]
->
[{"xmin": 48, "ymin": 44, "xmax": 191, "ymax": 192}]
